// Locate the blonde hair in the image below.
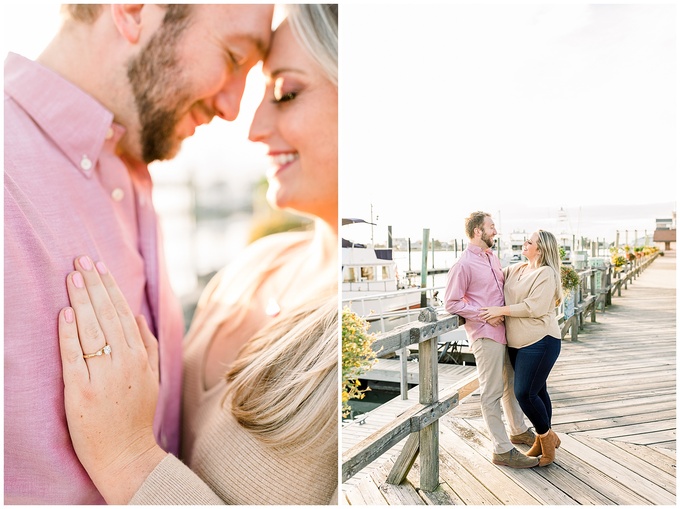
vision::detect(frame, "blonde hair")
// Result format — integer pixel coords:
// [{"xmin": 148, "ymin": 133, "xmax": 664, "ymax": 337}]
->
[
  {"xmin": 224, "ymin": 294, "xmax": 338, "ymax": 453},
  {"xmin": 535, "ymin": 230, "xmax": 564, "ymax": 306},
  {"xmin": 287, "ymin": 4, "xmax": 338, "ymax": 87}
]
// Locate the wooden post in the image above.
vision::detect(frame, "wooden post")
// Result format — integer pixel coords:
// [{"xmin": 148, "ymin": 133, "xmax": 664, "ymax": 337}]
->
[
  {"xmin": 419, "ymin": 334, "xmax": 439, "ymax": 492},
  {"xmin": 408, "ymin": 238, "xmax": 412, "ymax": 272},
  {"xmin": 590, "ymin": 271, "xmax": 597, "ymax": 323},
  {"xmin": 421, "ymin": 229, "xmax": 430, "ymax": 308},
  {"xmin": 386, "ymin": 433, "xmax": 419, "ymax": 485},
  {"xmin": 399, "ymin": 347, "xmax": 408, "ymax": 400},
  {"xmin": 431, "ymin": 238, "xmax": 435, "ymax": 270}
]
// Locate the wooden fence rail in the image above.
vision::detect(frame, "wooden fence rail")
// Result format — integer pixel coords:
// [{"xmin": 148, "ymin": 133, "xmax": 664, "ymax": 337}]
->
[
  {"xmin": 559, "ymin": 252, "xmax": 660, "ymax": 340},
  {"xmin": 342, "ymin": 251, "xmax": 661, "ymax": 492}
]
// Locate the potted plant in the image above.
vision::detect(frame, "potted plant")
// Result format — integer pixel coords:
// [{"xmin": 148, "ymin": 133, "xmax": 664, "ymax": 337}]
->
[
  {"xmin": 342, "ymin": 307, "xmax": 377, "ymax": 418},
  {"xmin": 611, "ymin": 254, "xmax": 627, "ymax": 271},
  {"xmin": 561, "ymin": 265, "xmax": 580, "ymax": 319}
]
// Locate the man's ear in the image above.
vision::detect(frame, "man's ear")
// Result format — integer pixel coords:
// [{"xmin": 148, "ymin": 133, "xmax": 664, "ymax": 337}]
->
[{"xmin": 110, "ymin": 4, "xmax": 145, "ymax": 44}]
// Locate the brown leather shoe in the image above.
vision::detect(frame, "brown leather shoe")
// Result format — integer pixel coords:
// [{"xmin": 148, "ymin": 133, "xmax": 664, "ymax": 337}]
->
[
  {"xmin": 538, "ymin": 429, "xmax": 561, "ymax": 466},
  {"xmin": 510, "ymin": 428, "xmax": 536, "ymax": 446},
  {"xmin": 492, "ymin": 448, "xmax": 539, "ymax": 468}
]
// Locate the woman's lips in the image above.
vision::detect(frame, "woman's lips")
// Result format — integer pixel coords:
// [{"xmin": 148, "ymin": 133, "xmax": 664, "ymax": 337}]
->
[{"xmin": 267, "ymin": 152, "xmax": 299, "ymax": 177}]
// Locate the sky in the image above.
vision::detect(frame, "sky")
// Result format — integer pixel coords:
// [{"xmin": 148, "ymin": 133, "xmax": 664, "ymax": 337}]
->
[{"xmin": 340, "ymin": 3, "xmax": 677, "ymax": 246}]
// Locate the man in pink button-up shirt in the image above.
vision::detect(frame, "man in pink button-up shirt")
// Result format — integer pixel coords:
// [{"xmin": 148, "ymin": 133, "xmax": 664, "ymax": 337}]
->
[
  {"xmin": 444, "ymin": 211, "xmax": 538, "ymax": 468},
  {"xmin": 4, "ymin": 5, "xmax": 273, "ymax": 504}
]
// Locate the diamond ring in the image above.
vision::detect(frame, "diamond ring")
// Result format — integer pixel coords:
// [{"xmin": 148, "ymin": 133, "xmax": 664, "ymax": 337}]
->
[{"xmin": 83, "ymin": 344, "xmax": 112, "ymax": 359}]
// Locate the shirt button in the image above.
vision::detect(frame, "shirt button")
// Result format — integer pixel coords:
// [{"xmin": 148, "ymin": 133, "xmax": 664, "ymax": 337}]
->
[
  {"xmin": 105, "ymin": 127, "xmax": 114, "ymax": 140},
  {"xmin": 111, "ymin": 188, "xmax": 125, "ymax": 201},
  {"xmin": 80, "ymin": 155, "xmax": 92, "ymax": 171}
]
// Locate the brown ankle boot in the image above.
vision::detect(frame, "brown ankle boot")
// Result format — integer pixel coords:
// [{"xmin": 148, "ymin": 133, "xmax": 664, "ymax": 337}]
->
[
  {"xmin": 538, "ymin": 429, "xmax": 560, "ymax": 466},
  {"xmin": 526, "ymin": 435, "xmax": 542, "ymax": 457}
]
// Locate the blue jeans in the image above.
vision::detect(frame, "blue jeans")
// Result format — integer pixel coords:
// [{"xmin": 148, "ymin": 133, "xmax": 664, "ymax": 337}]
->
[{"xmin": 508, "ymin": 335, "xmax": 561, "ymax": 435}]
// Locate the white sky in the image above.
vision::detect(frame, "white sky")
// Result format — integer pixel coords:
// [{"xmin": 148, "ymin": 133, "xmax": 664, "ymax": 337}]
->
[{"xmin": 340, "ymin": 3, "xmax": 677, "ymax": 245}]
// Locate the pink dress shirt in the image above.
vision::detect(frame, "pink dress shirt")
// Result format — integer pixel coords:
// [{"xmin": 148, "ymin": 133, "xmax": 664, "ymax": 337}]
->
[
  {"xmin": 444, "ymin": 244, "xmax": 507, "ymax": 344},
  {"xmin": 4, "ymin": 52, "xmax": 184, "ymax": 504}
]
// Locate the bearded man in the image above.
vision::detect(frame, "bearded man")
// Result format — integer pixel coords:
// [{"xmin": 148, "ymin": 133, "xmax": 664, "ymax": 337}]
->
[
  {"xmin": 4, "ymin": 4, "xmax": 273, "ymax": 503},
  {"xmin": 444, "ymin": 211, "xmax": 539, "ymax": 469}
]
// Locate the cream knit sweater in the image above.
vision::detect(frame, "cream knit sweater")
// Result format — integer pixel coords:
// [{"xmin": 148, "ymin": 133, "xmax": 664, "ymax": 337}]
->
[
  {"xmin": 131, "ymin": 232, "xmax": 338, "ymax": 505},
  {"xmin": 503, "ymin": 263, "xmax": 562, "ymax": 348}
]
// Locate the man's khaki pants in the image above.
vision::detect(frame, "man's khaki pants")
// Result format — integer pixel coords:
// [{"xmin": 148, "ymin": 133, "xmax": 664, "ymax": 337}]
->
[{"xmin": 470, "ymin": 337, "xmax": 529, "ymax": 454}]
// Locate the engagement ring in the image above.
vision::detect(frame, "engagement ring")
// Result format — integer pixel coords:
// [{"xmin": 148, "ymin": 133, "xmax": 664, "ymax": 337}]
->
[{"xmin": 83, "ymin": 344, "xmax": 112, "ymax": 359}]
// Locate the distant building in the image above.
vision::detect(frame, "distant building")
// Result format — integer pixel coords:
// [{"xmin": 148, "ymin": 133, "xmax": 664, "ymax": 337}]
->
[{"xmin": 653, "ymin": 212, "xmax": 676, "ymax": 252}]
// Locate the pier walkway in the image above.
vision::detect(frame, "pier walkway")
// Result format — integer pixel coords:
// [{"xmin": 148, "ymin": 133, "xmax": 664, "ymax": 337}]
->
[{"xmin": 342, "ymin": 253, "xmax": 675, "ymax": 505}]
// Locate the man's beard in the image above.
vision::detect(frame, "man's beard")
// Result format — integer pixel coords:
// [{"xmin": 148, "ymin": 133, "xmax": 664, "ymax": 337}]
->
[
  {"xmin": 481, "ymin": 231, "xmax": 495, "ymax": 249},
  {"xmin": 127, "ymin": 6, "xmax": 191, "ymax": 163}
]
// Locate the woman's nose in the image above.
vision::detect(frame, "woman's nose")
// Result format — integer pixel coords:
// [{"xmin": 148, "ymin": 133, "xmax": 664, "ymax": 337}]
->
[{"xmin": 248, "ymin": 98, "xmax": 272, "ymax": 143}]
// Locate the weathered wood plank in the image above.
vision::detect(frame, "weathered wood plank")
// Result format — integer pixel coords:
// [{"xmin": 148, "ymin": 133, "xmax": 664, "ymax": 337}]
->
[
  {"xmin": 572, "ymin": 418, "xmax": 675, "ymax": 440},
  {"xmin": 612, "ymin": 429, "xmax": 676, "ymax": 446},
  {"xmin": 370, "ymin": 459, "xmax": 425, "ymax": 506},
  {"xmin": 385, "ymin": 433, "xmax": 419, "ymax": 485},
  {"xmin": 543, "ymin": 439, "xmax": 652, "ymax": 505},
  {"xmin": 438, "ymin": 423, "xmax": 541, "ymax": 505},
  {"xmin": 344, "ymin": 475, "xmax": 389, "ymax": 506},
  {"xmin": 552, "ymin": 408, "xmax": 676, "ymax": 434},
  {"xmin": 574, "ymin": 434, "xmax": 676, "ymax": 495},
  {"xmin": 610, "ymin": 440, "xmax": 677, "ymax": 476},
  {"xmin": 561, "ymin": 432, "xmax": 675, "ymax": 504},
  {"xmin": 452, "ymin": 417, "xmax": 585, "ymax": 505}
]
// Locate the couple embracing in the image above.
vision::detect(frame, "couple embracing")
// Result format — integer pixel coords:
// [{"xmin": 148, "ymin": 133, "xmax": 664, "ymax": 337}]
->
[
  {"xmin": 6, "ymin": 4, "xmax": 337, "ymax": 505},
  {"xmin": 444, "ymin": 211, "xmax": 563, "ymax": 469}
]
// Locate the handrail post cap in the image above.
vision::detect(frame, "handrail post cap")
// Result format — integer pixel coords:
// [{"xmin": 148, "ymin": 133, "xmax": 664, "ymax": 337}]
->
[{"xmin": 418, "ymin": 306, "xmax": 438, "ymax": 323}]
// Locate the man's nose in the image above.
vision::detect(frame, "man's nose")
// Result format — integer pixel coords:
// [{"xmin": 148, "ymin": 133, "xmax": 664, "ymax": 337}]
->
[{"xmin": 213, "ymin": 73, "xmax": 248, "ymax": 121}]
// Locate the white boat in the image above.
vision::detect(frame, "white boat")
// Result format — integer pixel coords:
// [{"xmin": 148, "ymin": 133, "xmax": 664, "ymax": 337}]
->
[
  {"xmin": 341, "ymin": 219, "xmax": 422, "ymax": 326},
  {"xmin": 342, "ymin": 242, "xmax": 422, "ymax": 320}
]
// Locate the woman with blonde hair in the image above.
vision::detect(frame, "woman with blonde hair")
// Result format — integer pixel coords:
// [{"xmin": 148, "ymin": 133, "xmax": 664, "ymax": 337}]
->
[
  {"xmin": 57, "ymin": 4, "xmax": 339, "ymax": 504},
  {"xmin": 480, "ymin": 230, "xmax": 563, "ymax": 467}
]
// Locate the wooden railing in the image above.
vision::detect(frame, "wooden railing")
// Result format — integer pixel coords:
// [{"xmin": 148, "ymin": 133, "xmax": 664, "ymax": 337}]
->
[
  {"xmin": 342, "ymin": 251, "xmax": 660, "ymax": 492},
  {"xmin": 342, "ymin": 310, "xmax": 470, "ymax": 491},
  {"xmin": 559, "ymin": 252, "xmax": 660, "ymax": 340}
]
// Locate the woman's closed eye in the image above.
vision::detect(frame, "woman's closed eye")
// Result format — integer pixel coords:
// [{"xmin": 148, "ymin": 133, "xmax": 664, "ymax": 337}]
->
[
  {"xmin": 273, "ymin": 90, "xmax": 297, "ymax": 103},
  {"xmin": 273, "ymin": 76, "xmax": 301, "ymax": 104}
]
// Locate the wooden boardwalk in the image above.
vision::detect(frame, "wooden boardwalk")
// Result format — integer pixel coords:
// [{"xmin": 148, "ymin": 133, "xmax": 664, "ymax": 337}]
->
[{"xmin": 342, "ymin": 253, "xmax": 676, "ymax": 505}]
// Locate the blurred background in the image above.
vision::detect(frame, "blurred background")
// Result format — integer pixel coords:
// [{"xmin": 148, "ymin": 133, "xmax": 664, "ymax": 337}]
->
[{"xmin": 3, "ymin": 4, "xmax": 308, "ymax": 326}]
